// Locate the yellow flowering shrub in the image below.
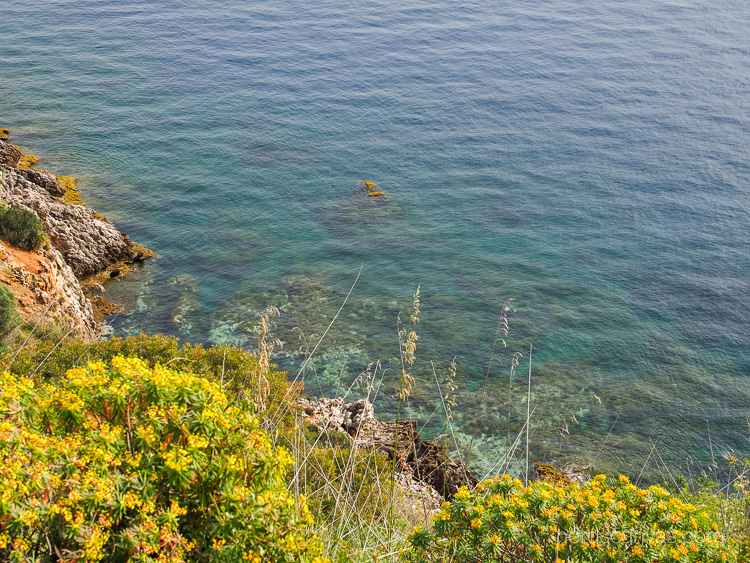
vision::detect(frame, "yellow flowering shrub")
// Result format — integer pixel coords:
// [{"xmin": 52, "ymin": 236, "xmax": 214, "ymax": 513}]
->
[
  {"xmin": 404, "ymin": 474, "xmax": 737, "ymax": 562},
  {"xmin": 5, "ymin": 333, "xmax": 292, "ymax": 410},
  {"xmin": 0, "ymin": 357, "xmax": 328, "ymax": 562}
]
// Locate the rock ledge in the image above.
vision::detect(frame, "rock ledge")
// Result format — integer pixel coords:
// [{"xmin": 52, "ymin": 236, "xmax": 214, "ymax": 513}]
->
[{"xmin": 298, "ymin": 397, "xmax": 478, "ymax": 500}]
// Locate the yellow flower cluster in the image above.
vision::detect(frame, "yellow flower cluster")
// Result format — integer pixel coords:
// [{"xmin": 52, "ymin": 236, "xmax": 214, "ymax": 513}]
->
[
  {"xmin": 0, "ymin": 357, "xmax": 329, "ymax": 562},
  {"xmin": 406, "ymin": 473, "xmax": 737, "ymax": 562}
]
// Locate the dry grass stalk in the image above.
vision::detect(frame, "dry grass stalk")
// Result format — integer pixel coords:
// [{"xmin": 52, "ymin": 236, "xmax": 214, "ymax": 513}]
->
[
  {"xmin": 467, "ymin": 300, "xmax": 513, "ymax": 466},
  {"xmin": 254, "ymin": 306, "xmax": 281, "ymax": 410},
  {"xmin": 397, "ymin": 284, "xmax": 420, "ymax": 402},
  {"xmin": 525, "ymin": 342, "xmax": 532, "ymax": 485}
]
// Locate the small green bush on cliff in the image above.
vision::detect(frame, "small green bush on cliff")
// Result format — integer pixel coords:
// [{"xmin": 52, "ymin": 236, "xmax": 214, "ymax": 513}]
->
[
  {"xmin": 404, "ymin": 474, "xmax": 737, "ymax": 562},
  {"xmin": 0, "ymin": 204, "xmax": 44, "ymax": 251},
  {"xmin": 0, "ymin": 285, "xmax": 19, "ymax": 337},
  {"xmin": 0, "ymin": 357, "xmax": 329, "ymax": 562}
]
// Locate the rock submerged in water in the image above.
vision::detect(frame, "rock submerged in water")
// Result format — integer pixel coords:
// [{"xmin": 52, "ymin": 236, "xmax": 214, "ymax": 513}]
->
[
  {"xmin": 357, "ymin": 179, "xmax": 386, "ymax": 197},
  {"xmin": 167, "ymin": 274, "xmax": 203, "ymax": 334},
  {"xmin": 57, "ymin": 176, "xmax": 85, "ymax": 206}
]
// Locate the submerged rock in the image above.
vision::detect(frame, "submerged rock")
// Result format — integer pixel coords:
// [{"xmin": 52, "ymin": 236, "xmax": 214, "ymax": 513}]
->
[
  {"xmin": 357, "ymin": 179, "xmax": 386, "ymax": 197},
  {"xmin": 171, "ymin": 294, "xmax": 202, "ymax": 334},
  {"xmin": 167, "ymin": 273, "xmax": 200, "ymax": 292},
  {"xmin": 57, "ymin": 176, "xmax": 85, "ymax": 206},
  {"xmin": 167, "ymin": 274, "xmax": 203, "ymax": 334}
]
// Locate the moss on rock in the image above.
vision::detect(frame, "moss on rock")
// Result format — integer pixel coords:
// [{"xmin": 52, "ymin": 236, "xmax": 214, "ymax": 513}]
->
[
  {"xmin": 358, "ymin": 179, "xmax": 387, "ymax": 197},
  {"xmin": 57, "ymin": 176, "xmax": 85, "ymax": 205}
]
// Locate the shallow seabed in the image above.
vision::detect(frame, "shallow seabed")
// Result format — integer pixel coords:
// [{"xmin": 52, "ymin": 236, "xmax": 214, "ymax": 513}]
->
[{"xmin": 2, "ymin": 0, "xmax": 749, "ymax": 481}]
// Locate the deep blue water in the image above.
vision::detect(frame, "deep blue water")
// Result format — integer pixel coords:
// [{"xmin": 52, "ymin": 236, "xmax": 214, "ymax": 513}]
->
[{"xmin": 2, "ymin": 0, "xmax": 750, "ymax": 480}]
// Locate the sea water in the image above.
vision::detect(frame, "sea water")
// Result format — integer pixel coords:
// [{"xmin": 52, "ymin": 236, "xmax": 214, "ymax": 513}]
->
[{"xmin": 2, "ymin": 0, "xmax": 749, "ymax": 480}]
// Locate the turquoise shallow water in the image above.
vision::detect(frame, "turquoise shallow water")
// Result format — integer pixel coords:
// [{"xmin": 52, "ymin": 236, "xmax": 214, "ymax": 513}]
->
[{"xmin": 2, "ymin": 0, "xmax": 750, "ymax": 480}]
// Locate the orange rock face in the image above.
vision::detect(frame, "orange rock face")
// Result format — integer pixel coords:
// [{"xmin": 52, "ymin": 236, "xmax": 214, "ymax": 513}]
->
[{"xmin": 0, "ymin": 241, "xmax": 98, "ymax": 341}]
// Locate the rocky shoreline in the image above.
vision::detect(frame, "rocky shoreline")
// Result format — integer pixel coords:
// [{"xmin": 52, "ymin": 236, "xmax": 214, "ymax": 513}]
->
[
  {"xmin": 297, "ymin": 396, "xmax": 591, "ymax": 512},
  {"xmin": 298, "ymin": 396, "xmax": 478, "ymax": 510},
  {"xmin": 0, "ymin": 132, "xmax": 152, "ymax": 340}
]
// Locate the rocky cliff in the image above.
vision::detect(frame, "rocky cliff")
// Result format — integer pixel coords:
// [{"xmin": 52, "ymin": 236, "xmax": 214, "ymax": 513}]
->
[
  {"xmin": 0, "ymin": 135, "xmax": 152, "ymax": 340},
  {"xmin": 0, "ymin": 241, "xmax": 99, "ymax": 342}
]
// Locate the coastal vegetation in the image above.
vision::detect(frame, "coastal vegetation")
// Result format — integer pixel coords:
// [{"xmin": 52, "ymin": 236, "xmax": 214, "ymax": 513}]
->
[
  {"xmin": 0, "ymin": 285, "xmax": 19, "ymax": 338},
  {"xmin": 0, "ymin": 355, "xmax": 326, "ymax": 562},
  {"xmin": 405, "ymin": 475, "xmax": 739, "ymax": 562},
  {"xmin": 0, "ymin": 322, "xmax": 747, "ymax": 561},
  {"xmin": 0, "ymin": 203, "xmax": 45, "ymax": 251}
]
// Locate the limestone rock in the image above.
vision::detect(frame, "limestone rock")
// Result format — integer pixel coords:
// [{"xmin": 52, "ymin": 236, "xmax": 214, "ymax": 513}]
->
[
  {"xmin": 298, "ymin": 396, "xmax": 418, "ymax": 461},
  {"xmin": 356, "ymin": 417, "xmax": 420, "ymax": 463},
  {"xmin": 0, "ymin": 141, "xmax": 21, "ymax": 167},
  {"xmin": 298, "ymin": 397, "xmax": 375, "ymax": 434},
  {"xmin": 0, "ymin": 164, "xmax": 150, "ymax": 277},
  {"xmin": 18, "ymin": 168, "xmax": 64, "ymax": 197},
  {"xmin": 413, "ymin": 440, "xmax": 478, "ymax": 498},
  {"xmin": 297, "ymin": 396, "xmax": 478, "ymax": 499}
]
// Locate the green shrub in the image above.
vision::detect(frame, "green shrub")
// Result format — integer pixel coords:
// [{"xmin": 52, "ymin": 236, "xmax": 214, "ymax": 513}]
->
[
  {"xmin": 0, "ymin": 284, "xmax": 19, "ymax": 336},
  {"xmin": 669, "ymin": 457, "xmax": 750, "ymax": 561},
  {"xmin": 404, "ymin": 474, "xmax": 737, "ymax": 562},
  {"xmin": 0, "ymin": 357, "xmax": 329, "ymax": 562},
  {"xmin": 0, "ymin": 204, "xmax": 44, "ymax": 250}
]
